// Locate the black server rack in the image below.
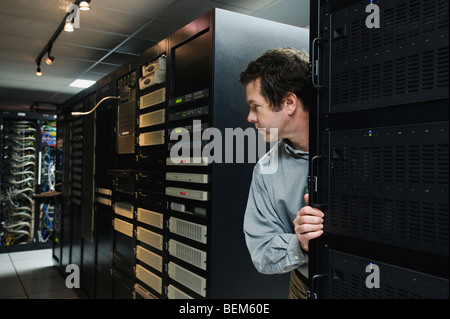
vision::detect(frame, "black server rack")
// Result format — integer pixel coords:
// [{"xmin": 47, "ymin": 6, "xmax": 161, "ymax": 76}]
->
[
  {"xmin": 93, "ymin": 78, "xmax": 117, "ymax": 299},
  {"xmin": 53, "ymin": 89, "xmax": 97, "ymax": 298},
  {"xmin": 144, "ymin": 8, "xmax": 310, "ymax": 299},
  {"xmin": 308, "ymin": 0, "xmax": 449, "ymax": 298}
]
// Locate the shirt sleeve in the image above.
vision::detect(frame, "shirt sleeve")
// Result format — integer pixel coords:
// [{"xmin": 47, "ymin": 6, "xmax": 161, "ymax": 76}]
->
[{"xmin": 243, "ymin": 166, "xmax": 308, "ymax": 275}]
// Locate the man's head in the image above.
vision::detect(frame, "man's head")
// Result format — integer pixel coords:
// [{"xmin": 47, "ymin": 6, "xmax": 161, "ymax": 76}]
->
[
  {"xmin": 239, "ymin": 48, "xmax": 314, "ymax": 112},
  {"xmin": 240, "ymin": 48, "xmax": 313, "ymax": 151}
]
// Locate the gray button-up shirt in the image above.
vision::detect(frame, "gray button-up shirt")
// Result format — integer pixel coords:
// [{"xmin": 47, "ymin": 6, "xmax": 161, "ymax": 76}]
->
[{"xmin": 243, "ymin": 139, "xmax": 309, "ymax": 278}]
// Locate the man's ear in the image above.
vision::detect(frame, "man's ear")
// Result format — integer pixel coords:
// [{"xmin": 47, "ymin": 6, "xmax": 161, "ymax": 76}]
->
[{"xmin": 282, "ymin": 92, "xmax": 299, "ymax": 116}]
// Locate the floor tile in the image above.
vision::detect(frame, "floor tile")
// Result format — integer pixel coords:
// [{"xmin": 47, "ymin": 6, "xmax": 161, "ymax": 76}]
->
[
  {"xmin": 28, "ymin": 287, "xmax": 79, "ymax": 299},
  {"xmin": 0, "ymin": 260, "xmax": 17, "ymax": 283},
  {"xmin": 0, "ymin": 279, "xmax": 26, "ymax": 298},
  {"xmin": 0, "ymin": 248, "xmax": 79, "ymax": 299},
  {"xmin": 21, "ymin": 274, "xmax": 68, "ymax": 294}
]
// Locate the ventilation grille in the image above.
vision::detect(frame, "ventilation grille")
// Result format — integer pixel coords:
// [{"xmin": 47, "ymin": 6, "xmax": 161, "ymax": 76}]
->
[
  {"xmin": 140, "ymin": 88, "xmax": 166, "ymax": 110},
  {"xmin": 113, "ymin": 218, "xmax": 133, "ymax": 237},
  {"xmin": 328, "ymin": 122, "xmax": 449, "ymax": 255},
  {"xmin": 169, "ymin": 239, "xmax": 207, "ymax": 270},
  {"xmin": 168, "ymin": 262, "xmax": 207, "ymax": 297},
  {"xmin": 136, "ymin": 265, "xmax": 162, "ymax": 294},
  {"xmin": 139, "ymin": 130, "xmax": 165, "ymax": 146},
  {"xmin": 136, "ymin": 245, "xmax": 163, "ymax": 271},
  {"xmin": 136, "ymin": 227, "xmax": 163, "ymax": 251},
  {"xmin": 139, "ymin": 109, "xmax": 166, "ymax": 128},
  {"xmin": 114, "ymin": 202, "xmax": 134, "ymax": 219},
  {"xmin": 167, "ymin": 284, "xmax": 194, "ymax": 299},
  {"xmin": 136, "ymin": 207, "xmax": 163, "ymax": 229},
  {"xmin": 329, "ymin": 250, "xmax": 449, "ymax": 299},
  {"xmin": 330, "ymin": 0, "xmax": 449, "ymax": 112},
  {"xmin": 329, "ymin": 195, "xmax": 449, "ymax": 255},
  {"xmin": 332, "ymin": 0, "xmax": 449, "ymax": 59},
  {"xmin": 169, "ymin": 217, "xmax": 207, "ymax": 244}
]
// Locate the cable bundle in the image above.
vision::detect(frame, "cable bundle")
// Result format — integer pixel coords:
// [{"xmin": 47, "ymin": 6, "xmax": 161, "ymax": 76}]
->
[
  {"xmin": 38, "ymin": 121, "xmax": 57, "ymax": 242},
  {"xmin": 1, "ymin": 120, "xmax": 37, "ymax": 245}
]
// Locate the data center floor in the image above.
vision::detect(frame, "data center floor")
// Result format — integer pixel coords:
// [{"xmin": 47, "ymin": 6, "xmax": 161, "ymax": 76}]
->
[{"xmin": 0, "ymin": 248, "xmax": 78, "ymax": 299}]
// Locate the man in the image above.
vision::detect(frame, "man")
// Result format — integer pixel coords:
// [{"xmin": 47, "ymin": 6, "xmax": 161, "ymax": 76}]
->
[{"xmin": 240, "ymin": 48, "xmax": 325, "ymax": 299}]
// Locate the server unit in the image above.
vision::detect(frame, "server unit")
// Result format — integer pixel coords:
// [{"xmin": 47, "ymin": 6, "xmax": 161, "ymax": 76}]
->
[{"xmin": 308, "ymin": 0, "xmax": 449, "ymax": 298}]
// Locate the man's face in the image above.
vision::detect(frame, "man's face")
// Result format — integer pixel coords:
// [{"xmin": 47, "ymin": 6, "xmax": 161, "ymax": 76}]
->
[{"xmin": 245, "ymin": 78, "xmax": 285, "ymax": 142}]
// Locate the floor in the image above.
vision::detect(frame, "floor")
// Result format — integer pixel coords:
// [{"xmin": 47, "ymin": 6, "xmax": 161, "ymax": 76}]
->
[{"xmin": 0, "ymin": 248, "xmax": 79, "ymax": 299}]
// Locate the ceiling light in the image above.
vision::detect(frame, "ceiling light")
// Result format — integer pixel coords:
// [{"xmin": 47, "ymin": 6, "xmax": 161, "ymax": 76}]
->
[
  {"xmin": 45, "ymin": 56, "xmax": 55, "ymax": 65},
  {"xmin": 79, "ymin": 1, "xmax": 91, "ymax": 11},
  {"xmin": 36, "ymin": 67, "xmax": 43, "ymax": 77},
  {"xmin": 64, "ymin": 21, "xmax": 74, "ymax": 32},
  {"xmin": 70, "ymin": 79, "xmax": 96, "ymax": 88}
]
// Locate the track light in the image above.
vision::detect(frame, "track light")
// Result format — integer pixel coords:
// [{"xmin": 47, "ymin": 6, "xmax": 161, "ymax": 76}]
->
[
  {"xmin": 36, "ymin": 66, "xmax": 43, "ymax": 77},
  {"xmin": 45, "ymin": 49, "xmax": 55, "ymax": 65},
  {"xmin": 45, "ymin": 56, "xmax": 55, "ymax": 65},
  {"xmin": 79, "ymin": 1, "xmax": 91, "ymax": 11},
  {"xmin": 64, "ymin": 20, "xmax": 74, "ymax": 32}
]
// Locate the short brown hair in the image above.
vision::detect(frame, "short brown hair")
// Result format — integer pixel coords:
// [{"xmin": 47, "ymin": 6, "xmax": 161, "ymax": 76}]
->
[{"xmin": 239, "ymin": 48, "xmax": 314, "ymax": 112}]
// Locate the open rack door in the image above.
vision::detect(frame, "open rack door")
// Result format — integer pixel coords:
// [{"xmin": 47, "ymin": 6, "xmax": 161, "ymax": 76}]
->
[{"xmin": 308, "ymin": 0, "xmax": 449, "ymax": 299}]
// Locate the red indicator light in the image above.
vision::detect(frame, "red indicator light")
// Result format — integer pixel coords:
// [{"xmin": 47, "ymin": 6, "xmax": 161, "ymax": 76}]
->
[
  {"xmin": 181, "ymin": 160, "xmax": 187, "ymax": 163},
  {"xmin": 180, "ymin": 192, "xmax": 187, "ymax": 195}
]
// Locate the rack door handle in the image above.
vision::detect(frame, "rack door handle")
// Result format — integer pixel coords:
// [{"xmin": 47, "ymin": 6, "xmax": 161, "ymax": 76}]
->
[
  {"xmin": 309, "ymin": 155, "xmax": 327, "ymax": 208},
  {"xmin": 311, "ymin": 37, "xmax": 326, "ymax": 89}
]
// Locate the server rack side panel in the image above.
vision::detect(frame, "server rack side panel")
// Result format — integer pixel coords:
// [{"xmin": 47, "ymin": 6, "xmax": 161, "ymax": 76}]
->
[
  {"xmin": 210, "ymin": 9, "xmax": 311, "ymax": 298},
  {"xmin": 311, "ymin": 0, "xmax": 449, "ymax": 299}
]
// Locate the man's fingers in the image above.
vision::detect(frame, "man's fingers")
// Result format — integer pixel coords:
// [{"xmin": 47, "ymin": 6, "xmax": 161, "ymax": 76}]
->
[
  {"xmin": 297, "ymin": 205, "xmax": 324, "ymax": 218},
  {"xmin": 301, "ymin": 230, "xmax": 324, "ymax": 241},
  {"xmin": 304, "ymin": 193, "xmax": 309, "ymax": 206},
  {"xmin": 295, "ymin": 223, "xmax": 323, "ymax": 234}
]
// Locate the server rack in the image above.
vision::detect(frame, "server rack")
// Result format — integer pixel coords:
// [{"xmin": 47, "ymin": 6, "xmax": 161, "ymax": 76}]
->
[
  {"xmin": 53, "ymin": 88, "xmax": 97, "ymax": 298},
  {"xmin": 308, "ymin": 0, "xmax": 449, "ymax": 298},
  {"xmin": 1, "ymin": 110, "xmax": 57, "ymax": 251}
]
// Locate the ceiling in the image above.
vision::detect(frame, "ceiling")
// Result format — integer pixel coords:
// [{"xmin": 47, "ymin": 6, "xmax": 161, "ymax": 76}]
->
[{"xmin": 0, "ymin": 0, "xmax": 310, "ymax": 113}]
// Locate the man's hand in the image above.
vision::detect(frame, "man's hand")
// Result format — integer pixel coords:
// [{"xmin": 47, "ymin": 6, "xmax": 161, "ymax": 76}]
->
[{"xmin": 294, "ymin": 194, "xmax": 324, "ymax": 252}]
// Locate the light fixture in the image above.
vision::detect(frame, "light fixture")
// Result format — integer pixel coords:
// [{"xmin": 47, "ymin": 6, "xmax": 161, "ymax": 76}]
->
[
  {"xmin": 36, "ymin": 65, "xmax": 43, "ymax": 77},
  {"xmin": 64, "ymin": 20, "xmax": 74, "ymax": 32},
  {"xmin": 70, "ymin": 79, "xmax": 96, "ymax": 88},
  {"xmin": 45, "ymin": 48, "xmax": 55, "ymax": 65},
  {"xmin": 79, "ymin": 1, "xmax": 91, "ymax": 11},
  {"xmin": 45, "ymin": 56, "xmax": 55, "ymax": 65}
]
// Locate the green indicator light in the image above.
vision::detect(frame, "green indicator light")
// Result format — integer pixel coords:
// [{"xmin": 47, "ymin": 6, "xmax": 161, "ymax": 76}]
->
[
  {"xmin": 397, "ymin": 131, "xmax": 402, "ymax": 135},
  {"xmin": 425, "ymin": 129, "xmax": 430, "ymax": 133},
  {"xmin": 175, "ymin": 128, "xmax": 182, "ymax": 133},
  {"xmin": 425, "ymin": 189, "xmax": 430, "ymax": 193},
  {"xmin": 176, "ymin": 98, "xmax": 183, "ymax": 104}
]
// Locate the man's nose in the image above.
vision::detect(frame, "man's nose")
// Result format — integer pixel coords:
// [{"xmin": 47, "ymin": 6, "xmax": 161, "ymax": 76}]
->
[{"xmin": 247, "ymin": 110, "xmax": 256, "ymax": 123}]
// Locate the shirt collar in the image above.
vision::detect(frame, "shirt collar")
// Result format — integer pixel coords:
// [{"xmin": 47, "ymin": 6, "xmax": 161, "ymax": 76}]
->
[{"xmin": 282, "ymin": 139, "xmax": 309, "ymax": 159}]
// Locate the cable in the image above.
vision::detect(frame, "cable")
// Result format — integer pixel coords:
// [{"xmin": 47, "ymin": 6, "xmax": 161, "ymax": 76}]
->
[{"xmin": 71, "ymin": 96, "xmax": 120, "ymax": 116}]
